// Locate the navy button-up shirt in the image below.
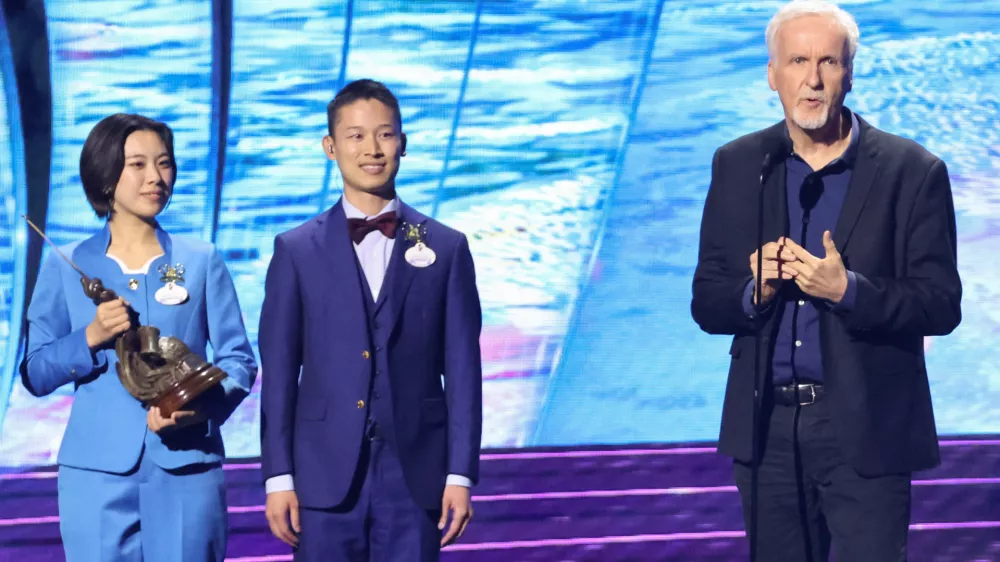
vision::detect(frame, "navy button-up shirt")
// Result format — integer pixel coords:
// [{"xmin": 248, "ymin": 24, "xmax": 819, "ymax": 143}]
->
[{"xmin": 743, "ymin": 110, "xmax": 860, "ymax": 385}]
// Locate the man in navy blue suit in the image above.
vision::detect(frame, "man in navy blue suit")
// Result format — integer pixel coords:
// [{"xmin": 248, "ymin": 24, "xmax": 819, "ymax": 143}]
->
[{"xmin": 259, "ymin": 79, "xmax": 483, "ymax": 561}]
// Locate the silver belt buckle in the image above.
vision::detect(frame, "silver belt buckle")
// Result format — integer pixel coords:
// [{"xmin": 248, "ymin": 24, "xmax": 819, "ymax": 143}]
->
[{"xmin": 798, "ymin": 384, "xmax": 817, "ymax": 406}]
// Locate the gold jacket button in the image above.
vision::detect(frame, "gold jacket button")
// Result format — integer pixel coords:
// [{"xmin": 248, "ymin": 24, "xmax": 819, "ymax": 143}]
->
[
  {"xmin": 357, "ymin": 400, "xmax": 365, "ymax": 409},
  {"xmin": 362, "ymin": 350, "xmax": 370, "ymax": 359}
]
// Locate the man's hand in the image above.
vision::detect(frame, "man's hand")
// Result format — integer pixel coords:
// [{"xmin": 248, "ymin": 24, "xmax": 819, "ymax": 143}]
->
[
  {"xmin": 749, "ymin": 241, "xmax": 794, "ymax": 306},
  {"xmin": 265, "ymin": 490, "xmax": 300, "ymax": 548},
  {"xmin": 146, "ymin": 406, "xmax": 205, "ymax": 433},
  {"xmin": 778, "ymin": 231, "xmax": 848, "ymax": 302},
  {"xmin": 439, "ymin": 484, "xmax": 473, "ymax": 547}
]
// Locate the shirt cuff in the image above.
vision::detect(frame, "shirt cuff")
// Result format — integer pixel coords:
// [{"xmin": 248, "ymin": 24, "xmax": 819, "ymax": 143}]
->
[
  {"xmin": 266, "ymin": 474, "xmax": 471, "ymax": 493},
  {"xmin": 265, "ymin": 474, "xmax": 294, "ymax": 494},
  {"xmin": 830, "ymin": 271, "xmax": 858, "ymax": 312},
  {"xmin": 446, "ymin": 474, "xmax": 473, "ymax": 488},
  {"xmin": 742, "ymin": 279, "xmax": 772, "ymax": 319}
]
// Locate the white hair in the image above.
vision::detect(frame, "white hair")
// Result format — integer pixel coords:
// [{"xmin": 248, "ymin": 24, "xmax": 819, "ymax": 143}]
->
[{"xmin": 766, "ymin": 0, "xmax": 860, "ymax": 64}]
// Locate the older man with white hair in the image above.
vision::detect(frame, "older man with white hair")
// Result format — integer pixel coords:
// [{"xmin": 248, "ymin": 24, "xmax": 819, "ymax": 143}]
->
[{"xmin": 691, "ymin": 1, "xmax": 961, "ymax": 560}]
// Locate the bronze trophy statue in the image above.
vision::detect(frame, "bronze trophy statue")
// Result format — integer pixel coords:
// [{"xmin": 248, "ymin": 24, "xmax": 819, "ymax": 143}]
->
[{"xmin": 26, "ymin": 217, "xmax": 227, "ymax": 417}]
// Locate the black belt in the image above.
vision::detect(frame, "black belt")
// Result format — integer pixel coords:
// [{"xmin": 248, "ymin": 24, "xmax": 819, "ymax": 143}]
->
[{"xmin": 773, "ymin": 383, "xmax": 825, "ymax": 406}]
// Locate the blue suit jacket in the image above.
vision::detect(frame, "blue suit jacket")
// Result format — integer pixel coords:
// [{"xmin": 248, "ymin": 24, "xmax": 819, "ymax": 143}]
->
[
  {"xmin": 259, "ymin": 200, "xmax": 483, "ymax": 510},
  {"xmin": 21, "ymin": 225, "xmax": 258, "ymax": 473}
]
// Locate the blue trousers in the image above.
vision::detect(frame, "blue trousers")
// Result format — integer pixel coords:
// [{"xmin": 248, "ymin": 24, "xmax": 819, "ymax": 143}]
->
[
  {"xmin": 57, "ymin": 448, "xmax": 227, "ymax": 562},
  {"xmin": 296, "ymin": 436, "xmax": 441, "ymax": 562}
]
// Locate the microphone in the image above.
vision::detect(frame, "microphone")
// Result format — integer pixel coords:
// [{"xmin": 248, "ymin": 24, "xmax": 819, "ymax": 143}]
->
[
  {"xmin": 749, "ymin": 134, "xmax": 788, "ymax": 562},
  {"xmin": 753, "ymin": 135, "xmax": 789, "ymax": 321},
  {"xmin": 759, "ymin": 136, "xmax": 789, "ymax": 186},
  {"xmin": 800, "ymin": 174, "xmax": 823, "ymax": 216},
  {"xmin": 753, "ymin": 135, "xmax": 789, "ymax": 319}
]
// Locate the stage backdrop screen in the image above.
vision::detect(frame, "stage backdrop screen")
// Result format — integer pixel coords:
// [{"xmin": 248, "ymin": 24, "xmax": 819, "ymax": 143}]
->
[{"xmin": 1, "ymin": 0, "xmax": 998, "ymax": 466}]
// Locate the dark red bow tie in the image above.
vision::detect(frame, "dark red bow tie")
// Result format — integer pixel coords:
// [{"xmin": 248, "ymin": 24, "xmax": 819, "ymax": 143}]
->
[{"xmin": 347, "ymin": 212, "xmax": 398, "ymax": 244}]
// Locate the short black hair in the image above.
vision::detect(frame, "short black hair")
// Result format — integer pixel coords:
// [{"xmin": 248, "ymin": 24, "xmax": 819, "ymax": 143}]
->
[
  {"xmin": 326, "ymin": 79, "xmax": 402, "ymax": 136},
  {"xmin": 80, "ymin": 113, "xmax": 175, "ymax": 219}
]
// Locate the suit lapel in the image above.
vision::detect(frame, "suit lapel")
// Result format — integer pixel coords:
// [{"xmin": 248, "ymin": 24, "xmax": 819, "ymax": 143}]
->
[
  {"xmin": 150, "ymin": 225, "xmax": 173, "ymax": 280},
  {"xmin": 76, "ymin": 225, "xmax": 123, "ymax": 290},
  {"xmin": 834, "ymin": 124, "xmax": 879, "ymax": 252},
  {"xmin": 382, "ymin": 203, "xmax": 419, "ymax": 333},
  {"xmin": 312, "ymin": 202, "xmax": 369, "ymax": 333}
]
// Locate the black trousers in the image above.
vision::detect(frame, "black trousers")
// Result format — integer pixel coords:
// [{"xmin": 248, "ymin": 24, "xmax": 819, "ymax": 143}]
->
[{"xmin": 733, "ymin": 399, "xmax": 912, "ymax": 562}]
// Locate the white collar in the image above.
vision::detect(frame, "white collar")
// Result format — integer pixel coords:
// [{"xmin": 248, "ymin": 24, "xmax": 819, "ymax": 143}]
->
[{"xmin": 342, "ymin": 194, "xmax": 400, "ymax": 220}]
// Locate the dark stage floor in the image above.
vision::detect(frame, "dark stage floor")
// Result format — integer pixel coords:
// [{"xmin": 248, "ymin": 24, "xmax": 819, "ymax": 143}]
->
[{"xmin": 1, "ymin": 440, "xmax": 998, "ymax": 561}]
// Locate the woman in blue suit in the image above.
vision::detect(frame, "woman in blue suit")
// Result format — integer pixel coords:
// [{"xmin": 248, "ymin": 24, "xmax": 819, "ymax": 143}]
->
[{"xmin": 20, "ymin": 113, "xmax": 257, "ymax": 561}]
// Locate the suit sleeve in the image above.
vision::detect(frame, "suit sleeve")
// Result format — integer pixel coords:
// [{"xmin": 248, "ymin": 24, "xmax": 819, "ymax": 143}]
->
[
  {"xmin": 259, "ymin": 236, "xmax": 303, "ymax": 481},
  {"xmin": 202, "ymin": 248, "xmax": 258, "ymax": 426},
  {"xmin": 691, "ymin": 148, "xmax": 761, "ymax": 335},
  {"xmin": 20, "ymin": 253, "xmax": 107, "ymax": 397},
  {"xmin": 443, "ymin": 234, "xmax": 483, "ymax": 484},
  {"xmin": 835, "ymin": 159, "xmax": 962, "ymax": 336}
]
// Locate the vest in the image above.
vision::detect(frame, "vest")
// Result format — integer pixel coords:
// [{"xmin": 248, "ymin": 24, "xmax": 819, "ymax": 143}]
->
[{"xmin": 355, "ymin": 254, "xmax": 397, "ymax": 452}]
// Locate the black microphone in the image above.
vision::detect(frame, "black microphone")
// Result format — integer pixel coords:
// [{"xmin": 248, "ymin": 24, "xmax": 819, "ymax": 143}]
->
[
  {"xmin": 753, "ymin": 136, "xmax": 789, "ymax": 318},
  {"xmin": 749, "ymin": 134, "xmax": 788, "ymax": 562},
  {"xmin": 759, "ymin": 136, "xmax": 789, "ymax": 186},
  {"xmin": 800, "ymin": 174, "xmax": 823, "ymax": 215}
]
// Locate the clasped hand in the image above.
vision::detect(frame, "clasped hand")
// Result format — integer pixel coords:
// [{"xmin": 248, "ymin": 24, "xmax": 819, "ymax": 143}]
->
[{"xmin": 749, "ymin": 230, "xmax": 848, "ymax": 305}]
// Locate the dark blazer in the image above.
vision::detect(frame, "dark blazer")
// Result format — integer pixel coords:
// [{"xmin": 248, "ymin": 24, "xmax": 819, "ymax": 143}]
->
[
  {"xmin": 259, "ymin": 200, "xmax": 483, "ymax": 509},
  {"xmin": 691, "ymin": 113, "xmax": 961, "ymax": 475}
]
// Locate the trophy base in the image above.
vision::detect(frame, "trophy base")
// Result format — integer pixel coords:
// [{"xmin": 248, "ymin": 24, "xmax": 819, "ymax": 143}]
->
[{"xmin": 150, "ymin": 366, "xmax": 228, "ymax": 418}]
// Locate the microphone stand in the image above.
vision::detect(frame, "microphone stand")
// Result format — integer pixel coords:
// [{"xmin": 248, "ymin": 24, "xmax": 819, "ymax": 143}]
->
[{"xmin": 750, "ymin": 152, "xmax": 775, "ymax": 562}]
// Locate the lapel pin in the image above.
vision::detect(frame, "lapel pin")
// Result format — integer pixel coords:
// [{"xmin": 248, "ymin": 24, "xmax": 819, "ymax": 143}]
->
[
  {"xmin": 155, "ymin": 263, "xmax": 189, "ymax": 305},
  {"xmin": 401, "ymin": 221, "xmax": 436, "ymax": 268}
]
